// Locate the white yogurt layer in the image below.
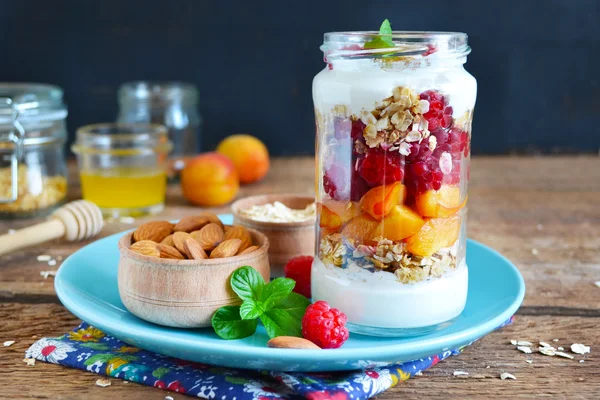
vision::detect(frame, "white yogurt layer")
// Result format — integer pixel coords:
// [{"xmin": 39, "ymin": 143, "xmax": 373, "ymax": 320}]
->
[
  {"xmin": 311, "ymin": 257, "xmax": 468, "ymax": 329},
  {"xmin": 313, "ymin": 59, "xmax": 477, "ymax": 118}
]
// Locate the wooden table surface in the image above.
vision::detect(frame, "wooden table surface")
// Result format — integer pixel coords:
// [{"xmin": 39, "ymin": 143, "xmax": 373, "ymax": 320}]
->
[{"xmin": 1, "ymin": 156, "xmax": 599, "ymax": 399}]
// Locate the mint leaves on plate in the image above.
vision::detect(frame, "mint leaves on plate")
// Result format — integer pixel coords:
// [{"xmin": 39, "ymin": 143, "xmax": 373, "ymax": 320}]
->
[
  {"xmin": 211, "ymin": 266, "xmax": 310, "ymax": 340},
  {"xmin": 364, "ymin": 19, "xmax": 395, "ymax": 49}
]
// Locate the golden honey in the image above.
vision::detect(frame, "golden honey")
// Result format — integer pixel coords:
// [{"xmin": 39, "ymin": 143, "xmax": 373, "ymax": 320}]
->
[{"xmin": 80, "ymin": 168, "xmax": 166, "ymax": 210}]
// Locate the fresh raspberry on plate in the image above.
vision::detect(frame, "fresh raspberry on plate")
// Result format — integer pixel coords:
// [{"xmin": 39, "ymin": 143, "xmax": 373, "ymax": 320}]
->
[
  {"xmin": 302, "ymin": 300, "xmax": 349, "ymax": 349},
  {"xmin": 284, "ymin": 256, "xmax": 313, "ymax": 298}
]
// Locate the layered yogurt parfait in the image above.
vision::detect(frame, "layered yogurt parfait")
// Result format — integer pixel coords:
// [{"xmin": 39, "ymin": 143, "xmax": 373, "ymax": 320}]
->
[{"xmin": 312, "ymin": 23, "xmax": 476, "ymax": 336}]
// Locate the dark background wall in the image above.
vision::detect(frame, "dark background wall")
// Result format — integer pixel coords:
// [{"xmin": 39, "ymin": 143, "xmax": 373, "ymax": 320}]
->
[{"xmin": 0, "ymin": 0, "xmax": 598, "ymax": 155}]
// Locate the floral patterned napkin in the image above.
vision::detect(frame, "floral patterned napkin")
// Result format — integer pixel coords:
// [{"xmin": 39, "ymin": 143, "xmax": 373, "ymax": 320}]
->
[{"xmin": 26, "ymin": 320, "xmax": 511, "ymax": 399}]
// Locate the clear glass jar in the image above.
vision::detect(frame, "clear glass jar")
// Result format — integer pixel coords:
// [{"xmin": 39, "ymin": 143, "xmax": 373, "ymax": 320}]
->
[
  {"xmin": 312, "ymin": 32, "xmax": 476, "ymax": 336},
  {"xmin": 72, "ymin": 123, "xmax": 172, "ymax": 218},
  {"xmin": 117, "ymin": 82, "xmax": 202, "ymax": 179},
  {"xmin": 0, "ymin": 83, "xmax": 68, "ymax": 218}
]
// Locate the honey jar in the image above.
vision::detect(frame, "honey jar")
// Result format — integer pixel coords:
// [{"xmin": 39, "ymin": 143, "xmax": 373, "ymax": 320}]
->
[
  {"xmin": 0, "ymin": 83, "xmax": 68, "ymax": 218},
  {"xmin": 72, "ymin": 123, "xmax": 172, "ymax": 217}
]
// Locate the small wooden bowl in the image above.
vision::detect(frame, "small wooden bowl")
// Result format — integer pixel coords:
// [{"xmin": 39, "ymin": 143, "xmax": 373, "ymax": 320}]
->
[
  {"xmin": 117, "ymin": 226, "xmax": 270, "ymax": 328},
  {"xmin": 231, "ymin": 194, "xmax": 315, "ymax": 277}
]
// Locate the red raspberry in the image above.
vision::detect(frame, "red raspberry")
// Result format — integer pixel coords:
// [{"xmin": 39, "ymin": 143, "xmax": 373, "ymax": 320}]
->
[
  {"xmin": 323, "ymin": 163, "xmax": 349, "ymax": 200},
  {"xmin": 302, "ymin": 301, "xmax": 349, "ymax": 349},
  {"xmin": 284, "ymin": 256, "xmax": 313, "ymax": 298},
  {"xmin": 420, "ymin": 90, "xmax": 453, "ymax": 132},
  {"xmin": 358, "ymin": 148, "xmax": 404, "ymax": 187}
]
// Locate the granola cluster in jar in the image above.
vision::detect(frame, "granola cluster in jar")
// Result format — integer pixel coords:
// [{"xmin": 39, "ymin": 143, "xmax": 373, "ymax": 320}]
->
[{"xmin": 316, "ymin": 86, "xmax": 472, "ymax": 283}]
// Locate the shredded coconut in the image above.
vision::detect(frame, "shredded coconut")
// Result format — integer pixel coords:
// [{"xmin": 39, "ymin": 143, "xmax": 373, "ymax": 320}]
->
[
  {"xmin": 240, "ymin": 201, "xmax": 316, "ymax": 223},
  {"xmin": 571, "ymin": 343, "xmax": 590, "ymax": 355},
  {"xmin": 3, "ymin": 340, "xmax": 15, "ymax": 347}
]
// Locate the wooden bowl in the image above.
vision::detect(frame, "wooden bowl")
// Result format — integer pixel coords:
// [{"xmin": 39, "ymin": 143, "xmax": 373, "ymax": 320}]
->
[
  {"xmin": 231, "ymin": 194, "xmax": 315, "ymax": 277},
  {"xmin": 117, "ymin": 226, "xmax": 270, "ymax": 328}
]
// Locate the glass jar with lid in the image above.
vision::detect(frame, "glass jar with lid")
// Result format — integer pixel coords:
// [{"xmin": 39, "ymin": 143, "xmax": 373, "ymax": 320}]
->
[
  {"xmin": 0, "ymin": 83, "xmax": 68, "ymax": 218},
  {"xmin": 312, "ymin": 31, "xmax": 476, "ymax": 336},
  {"xmin": 117, "ymin": 82, "xmax": 202, "ymax": 179}
]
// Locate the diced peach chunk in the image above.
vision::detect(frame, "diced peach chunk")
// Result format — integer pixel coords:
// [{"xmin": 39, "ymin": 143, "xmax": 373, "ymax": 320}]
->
[
  {"xmin": 318, "ymin": 203, "xmax": 343, "ymax": 229},
  {"xmin": 405, "ymin": 214, "xmax": 461, "ymax": 256},
  {"xmin": 360, "ymin": 182, "xmax": 407, "ymax": 220},
  {"xmin": 415, "ymin": 186, "xmax": 467, "ymax": 218},
  {"xmin": 371, "ymin": 205, "xmax": 426, "ymax": 241},
  {"xmin": 322, "ymin": 199, "xmax": 361, "ymax": 223},
  {"xmin": 341, "ymin": 213, "xmax": 380, "ymax": 246}
]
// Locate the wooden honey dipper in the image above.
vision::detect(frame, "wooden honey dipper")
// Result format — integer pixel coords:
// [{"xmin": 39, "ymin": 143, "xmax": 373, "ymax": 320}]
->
[{"xmin": 0, "ymin": 200, "xmax": 104, "ymax": 256}]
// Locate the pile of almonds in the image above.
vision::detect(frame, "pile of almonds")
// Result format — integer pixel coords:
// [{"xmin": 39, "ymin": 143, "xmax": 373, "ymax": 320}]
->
[{"xmin": 129, "ymin": 213, "xmax": 259, "ymax": 260}]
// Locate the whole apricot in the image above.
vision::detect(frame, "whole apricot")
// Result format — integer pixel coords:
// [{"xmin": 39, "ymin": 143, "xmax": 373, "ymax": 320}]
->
[
  {"xmin": 216, "ymin": 134, "xmax": 270, "ymax": 184},
  {"xmin": 180, "ymin": 152, "xmax": 239, "ymax": 207}
]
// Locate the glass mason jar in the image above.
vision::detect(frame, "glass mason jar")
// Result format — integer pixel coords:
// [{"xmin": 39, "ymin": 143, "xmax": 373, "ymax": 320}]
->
[
  {"xmin": 312, "ymin": 32, "xmax": 476, "ymax": 336},
  {"xmin": 117, "ymin": 82, "xmax": 202, "ymax": 179},
  {"xmin": 72, "ymin": 123, "xmax": 172, "ymax": 218},
  {"xmin": 0, "ymin": 83, "xmax": 68, "ymax": 218}
]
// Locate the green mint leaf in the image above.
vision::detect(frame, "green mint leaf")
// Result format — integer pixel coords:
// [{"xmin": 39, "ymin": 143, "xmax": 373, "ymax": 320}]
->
[
  {"xmin": 239, "ymin": 298, "xmax": 265, "ymax": 320},
  {"xmin": 230, "ymin": 266, "xmax": 265, "ymax": 302},
  {"xmin": 259, "ymin": 292, "xmax": 311, "ymax": 338},
  {"xmin": 364, "ymin": 18, "xmax": 395, "ymax": 49},
  {"xmin": 260, "ymin": 277, "xmax": 296, "ymax": 310},
  {"xmin": 211, "ymin": 305, "xmax": 258, "ymax": 340}
]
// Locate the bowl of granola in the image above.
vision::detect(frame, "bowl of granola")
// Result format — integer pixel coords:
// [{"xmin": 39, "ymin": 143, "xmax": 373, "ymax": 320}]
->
[{"xmin": 231, "ymin": 194, "xmax": 315, "ymax": 276}]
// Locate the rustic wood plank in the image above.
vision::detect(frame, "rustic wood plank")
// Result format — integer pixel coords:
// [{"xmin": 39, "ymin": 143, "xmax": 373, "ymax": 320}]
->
[{"xmin": 0, "ymin": 303, "xmax": 597, "ymax": 399}]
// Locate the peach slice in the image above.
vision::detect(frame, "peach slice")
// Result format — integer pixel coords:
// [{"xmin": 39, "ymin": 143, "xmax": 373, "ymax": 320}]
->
[
  {"xmin": 405, "ymin": 214, "xmax": 461, "ymax": 257},
  {"xmin": 371, "ymin": 205, "xmax": 426, "ymax": 241},
  {"xmin": 341, "ymin": 213, "xmax": 380, "ymax": 246},
  {"xmin": 318, "ymin": 203, "xmax": 343, "ymax": 229},
  {"xmin": 415, "ymin": 186, "xmax": 467, "ymax": 218},
  {"xmin": 360, "ymin": 182, "xmax": 407, "ymax": 220},
  {"xmin": 322, "ymin": 200, "xmax": 361, "ymax": 223}
]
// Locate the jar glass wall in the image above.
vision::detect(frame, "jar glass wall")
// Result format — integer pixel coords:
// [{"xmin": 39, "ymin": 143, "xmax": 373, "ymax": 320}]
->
[
  {"xmin": 312, "ymin": 32, "xmax": 476, "ymax": 336},
  {"xmin": 72, "ymin": 123, "xmax": 172, "ymax": 218}
]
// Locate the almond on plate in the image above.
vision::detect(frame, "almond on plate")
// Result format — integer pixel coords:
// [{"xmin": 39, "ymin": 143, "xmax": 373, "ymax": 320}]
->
[
  {"xmin": 191, "ymin": 223, "xmax": 224, "ymax": 251},
  {"xmin": 158, "ymin": 244, "xmax": 185, "ymax": 260},
  {"xmin": 174, "ymin": 216, "xmax": 210, "ymax": 233},
  {"xmin": 210, "ymin": 239, "xmax": 242, "ymax": 258},
  {"xmin": 130, "ymin": 240, "xmax": 160, "ymax": 258},
  {"xmin": 132, "ymin": 221, "xmax": 173, "ymax": 243},
  {"xmin": 183, "ymin": 237, "xmax": 208, "ymax": 260},
  {"xmin": 172, "ymin": 231, "xmax": 192, "ymax": 254},
  {"xmin": 267, "ymin": 336, "xmax": 321, "ymax": 350},
  {"xmin": 223, "ymin": 225, "xmax": 253, "ymax": 251}
]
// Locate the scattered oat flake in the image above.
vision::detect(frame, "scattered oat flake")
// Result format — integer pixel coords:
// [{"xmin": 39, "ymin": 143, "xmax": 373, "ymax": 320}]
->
[
  {"xmin": 558, "ymin": 346, "xmax": 564, "ymax": 351},
  {"xmin": 512, "ymin": 340, "xmax": 533, "ymax": 346},
  {"xmin": 531, "ymin": 248, "xmax": 539, "ymax": 255},
  {"xmin": 165, "ymin": 397, "xmax": 174, "ymax": 400},
  {"xmin": 555, "ymin": 351, "xmax": 574, "ymax": 359},
  {"xmin": 525, "ymin": 359, "xmax": 533, "ymax": 364},
  {"xmin": 595, "ymin": 281, "xmax": 600, "ymax": 288},
  {"xmin": 23, "ymin": 358, "xmax": 35, "ymax": 366},
  {"xmin": 539, "ymin": 347, "xmax": 556, "ymax": 356},
  {"xmin": 539, "ymin": 341, "xmax": 553, "ymax": 348},
  {"xmin": 3, "ymin": 340, "xmax": 15, "ymax": 347},
  {"xmin": 486, "ymin": 366, "xmax": 490, "ymax": 369},
  {"xmin": 453, "ymin": 370, "xmax": 469, "ymax": 376},
  {"xmin": 517, "ymin": 346, "xmax": 532, "ymax": 354},
  {"xmin": 36, "ymin": 255, "xmax": 51, "ymax": 262},
  {"xmin": 414, "ymin": 371, "xmax": 423, "ymax": 376},
  {"xmin": 580, "ymin": 360, "xmax": 585, "ymax": 363},
  {"xmin": 47, "ymin": 259, "xmax": 57, "ymax": 266},
  {"xmin": 510, "ymin": 340, "xmax": 517, "ymax": 345},
  {"xmin": 552, "ymin": 338, "xmax": 559, "ymax": 342},
  {"xmin": 571, "ymin": 343, "xmax": 591, "ymax": 355},
  {"xmin": 40, "ymin": 270, "xmax": 57, "ymax": 279},
  {"xmin": 96, "ymin": 378, "xmax": 111, "ymax": 387},
  {"xmin": 500, "ymin": 372, "xmax": 516, "ymax": 380}
]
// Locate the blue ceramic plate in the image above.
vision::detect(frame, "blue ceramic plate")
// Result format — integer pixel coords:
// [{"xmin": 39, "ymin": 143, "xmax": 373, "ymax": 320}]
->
[{"xmin": 55, "ymin": 214, "xmax": 524, "ymax": 372}]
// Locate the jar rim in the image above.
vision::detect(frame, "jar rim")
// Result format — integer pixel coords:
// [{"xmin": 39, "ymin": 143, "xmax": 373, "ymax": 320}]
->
[
  {"xmin": 322, "ymin": 31, "xmax": 470, "ymax": 61},
  {"xmin": 0, "ymin": 82, "xmax": 67, "ymax": 127},
  {"xmin": 118, "ymin": 81, "xmax": 198, "ymax": 104},
  {"xmin": 72, "ymin": 123, "xmax": 172, "ymax": 155}
]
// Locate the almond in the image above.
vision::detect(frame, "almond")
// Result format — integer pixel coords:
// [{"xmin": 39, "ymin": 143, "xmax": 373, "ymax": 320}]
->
[
  {"xmin": 172, "ymin": 231, "xmax": 192, "ymax": 254},
  {"xmin": 183, "ymin": 237, "xmax": 208, "ymax": 260},
  {"xmin": 190, "ymin": 223, "xmax": 224, "ymax": 251},
  {"xmin": 197, "ymin": 212, "xmax": 223, "ymax": 229},
  {"xmin": 158, "ymin": 244, "xmax": 185, "ymax": 260},
  {"xmin": 129, "ymin": 240, "xmax": 160, "ymax": 258},
  {"xmin": 161, "ymin": 234, "xmax": 175, "ymax": 247},
  {"xmin": 133, "ymin": 221, "xmax": 173, "ymax": 243},
  {"xmin": 267, "ymin": 336, "xmax": 321, "ymax": 350},
  {"xmin": 209, "ymin": 239, "xmax": 242, "ymax": 259},
  {"xmin": 223, "ymin": 225, "xmax": 253, "ymax": 251},
  {"xmin": 238, "ymin": 245, "xmax": 259, "ymax": 255},
  {"xmin": 174, "ymin": 216, "xmax": 210, "ymax": 233}
]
